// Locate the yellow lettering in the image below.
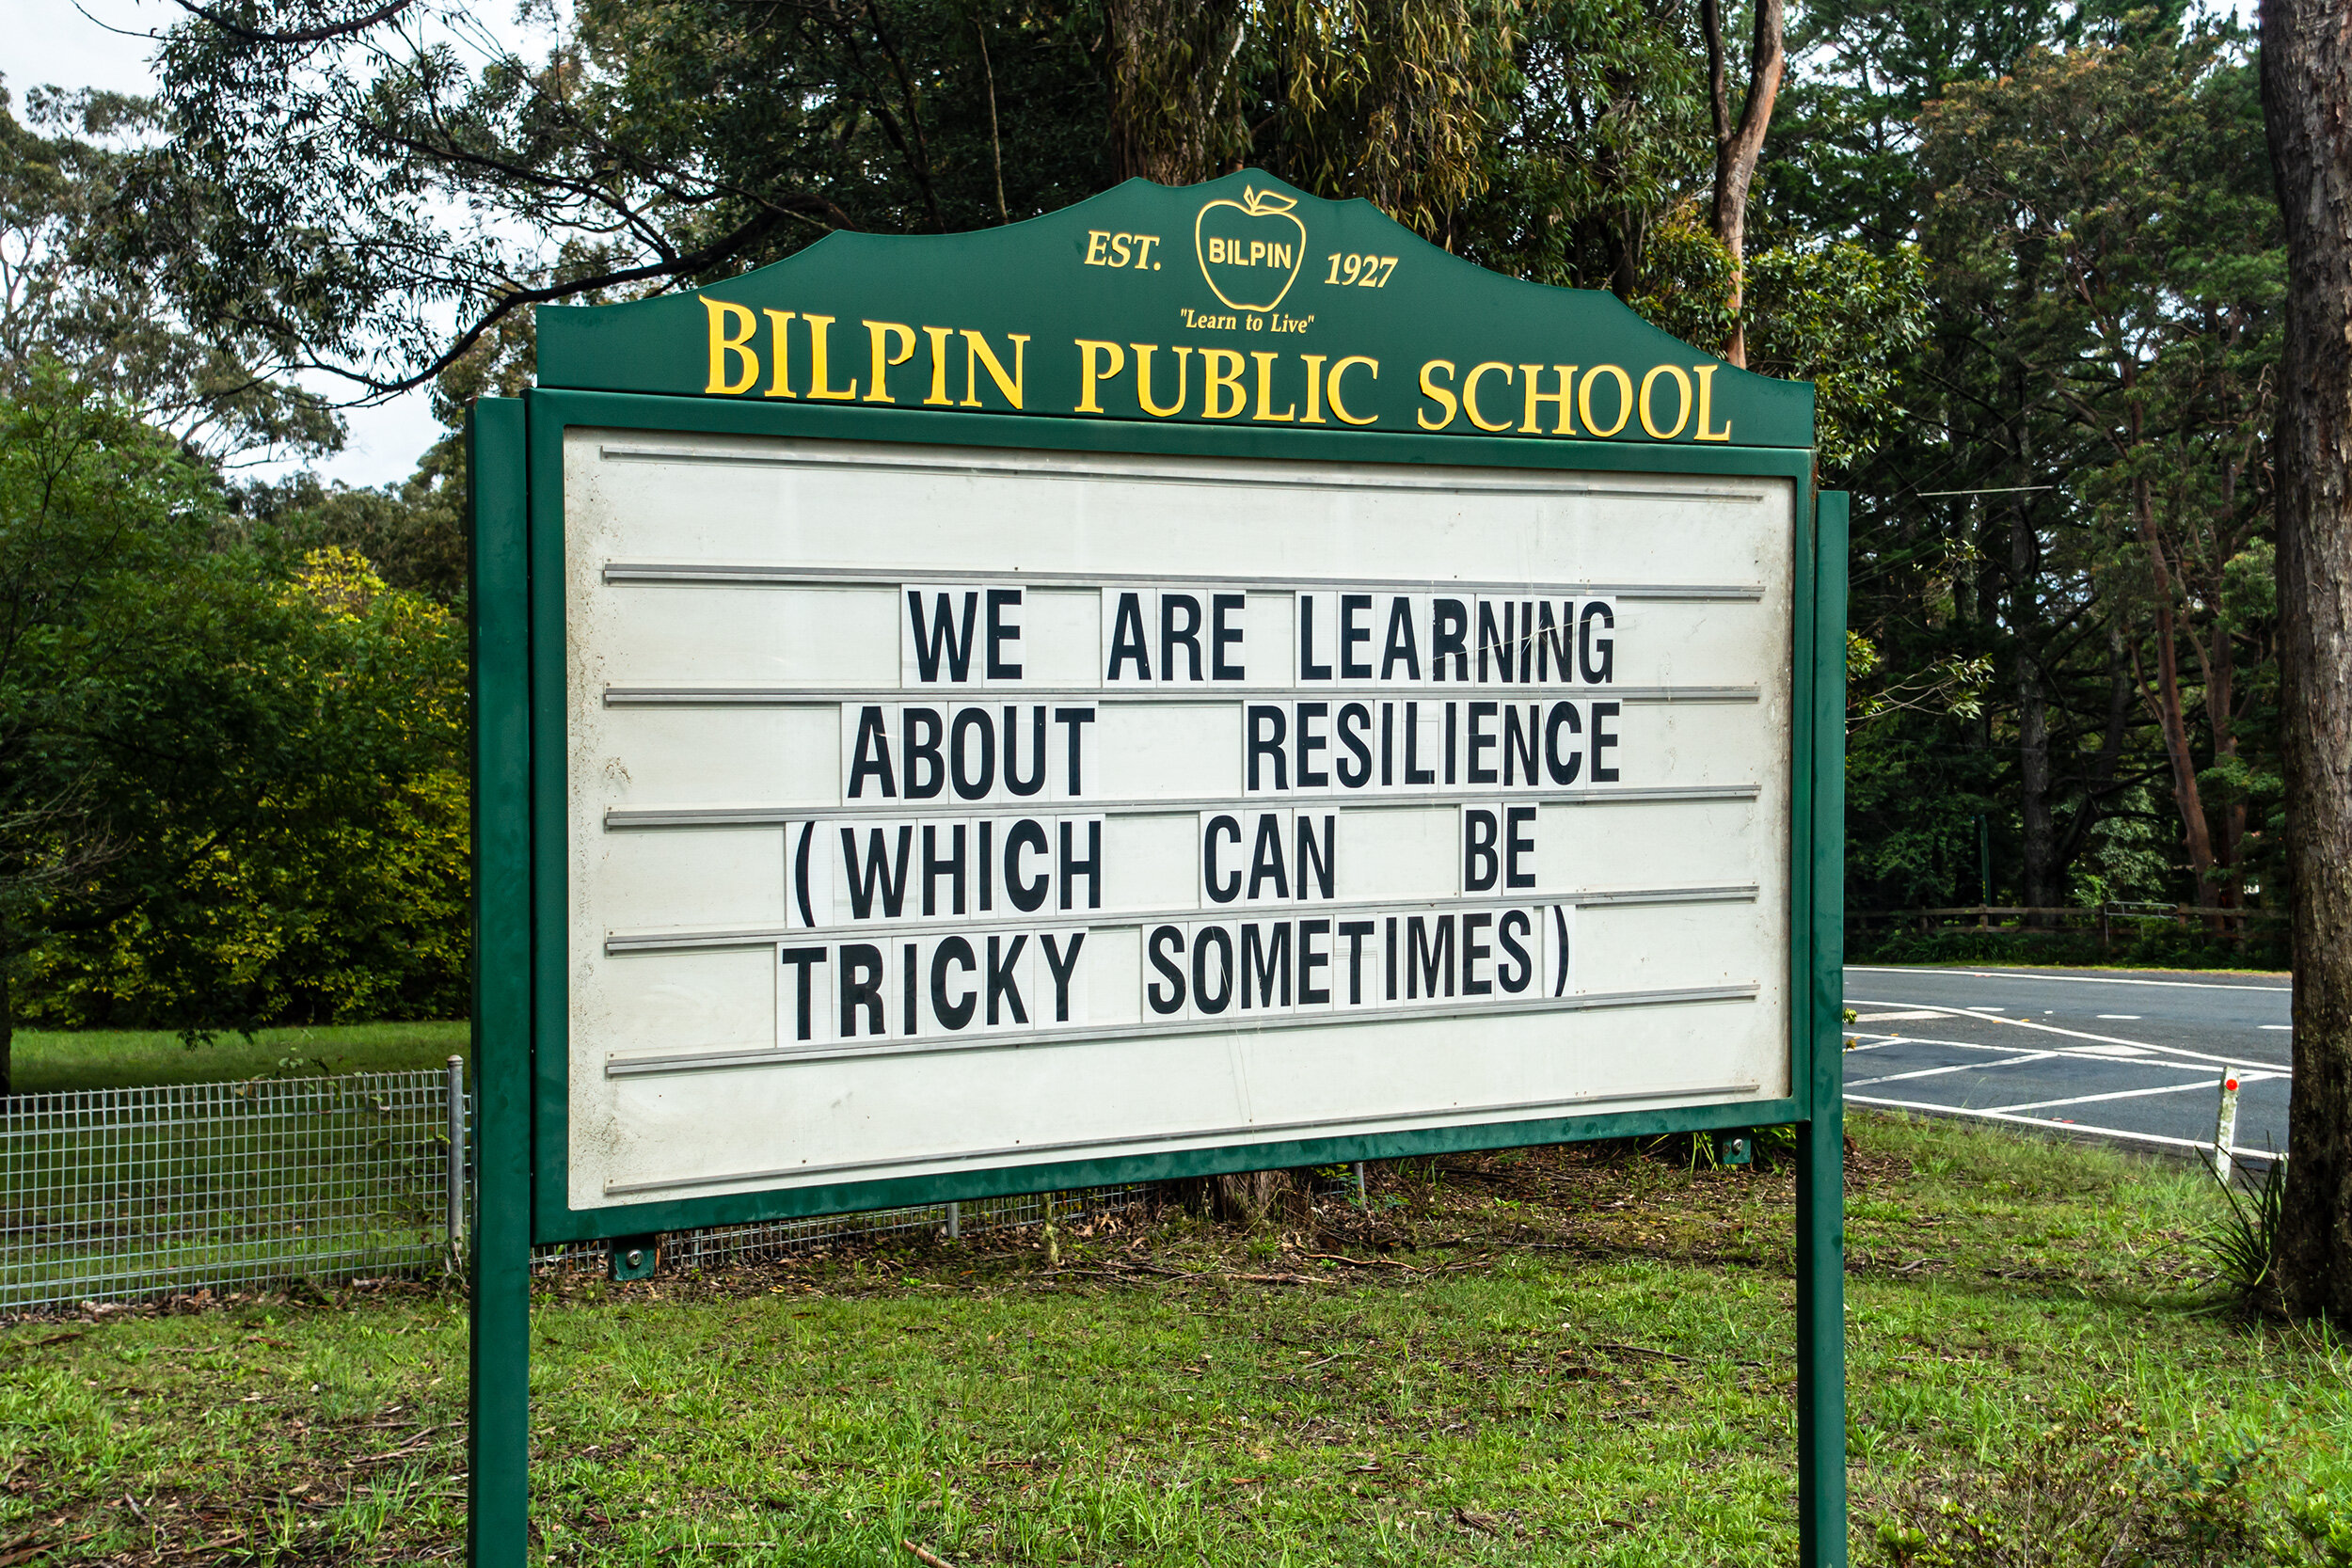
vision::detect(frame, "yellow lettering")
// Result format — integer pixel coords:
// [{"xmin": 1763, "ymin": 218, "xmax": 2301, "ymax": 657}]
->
[
  {"xmin": 1579, "ymin": 364, "xmax": 1632, "ymax": 437},
  {"xmin": 864, "ymin": 321, "xmax": 915, "ymax": 404},
  {"xmin": 1639, "ymin": 364, "xmax": 1692, "ymax": 439},
  {"xmin": 1462, "ymin": 361, "xmax": 1515, "ymax": 433},
  {"xmin": 1110, "ymin": 232, "xmax": 1133, "ymax": 267},
  {"xmin": 702, "ymin": 298, "xmax": 759, "ymax": 396},
  {"xmin": 804, "ymin": 314, "xmax": 858, "ymax": 401},
  {"xmin": 961, "ymin": 330, "xmax": 1028, "ymax": 408},
  {"xmin": 1417, "ymin": 359, "xmax": 1459, "ymax": 430},
  {"xmin": 922, "ymin": 326, "xmax": 955, "ymax": 405},
  {"xmin": 1075, "ymin": 339, "xmax": 1126, "ymax": 413},
  {"xmin": 1300, "ymin": 354, "xmax": 1328, "ymax": 424},
  {"xmin": 1518, "ymin": 364, "xmax": 1576, "ymax": 434},
  {"xmin": 761, "ymin": 309, "xmax": 796, "ymax": 398},
  {"xmin": 1132, "ymin": 343, "xmax": 1191, "ymax": 417},
  {"xmin": 1201, "ymin": 349, "xmax": 1247, "ymax": 419},
  {"xmin": 1693, "ymin": 364, "xmax": 1733, "ymax": 441},
  {"xmin": 1249, "ymin": 352, "xmax": 1295, "ymax": 422},
  {"xmin": 1329, "ymin": 356, "xmax": 1378, "ymax": 426},
  {"xmin": 1085, "ymin": 230, "xmax": 1111, "ymax": 265},
  {"xmin": 1133, "ymin": 235, "xmax": 1160, "ymax": 268}
]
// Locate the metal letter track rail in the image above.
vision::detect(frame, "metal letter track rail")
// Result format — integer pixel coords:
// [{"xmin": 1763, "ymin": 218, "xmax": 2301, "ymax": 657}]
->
[
  {"xmin": 599, "ymin": 1072, "xmax": 1766, "ymax": 1196},
  {"xmin": 603, "ymin": 884, "xmax": 1762, "ymax": 955},
  {"xmin": 604, "ymin": 783, "xmax": 1763, "ymax": 830},
  {"xmin": 601, "ymin": 560, "xmax": 1765, "ymax": 603},
  {"xmin": 604, "ymin": 984, "xmax": 1764, "ymax": 1080},
  {"xmin": 604, "ymin": 684, "xmax": 1757, "ymax": 706}
]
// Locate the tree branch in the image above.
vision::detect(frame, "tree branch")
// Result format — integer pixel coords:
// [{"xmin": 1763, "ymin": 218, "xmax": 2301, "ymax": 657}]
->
[{"xmin": 169, "ymin": 0, "xmax": 420, "ymax": 47}]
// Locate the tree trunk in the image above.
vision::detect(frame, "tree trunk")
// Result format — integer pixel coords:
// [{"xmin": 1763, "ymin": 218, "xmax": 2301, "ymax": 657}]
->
[
  {"xmin": 0, "ymin": 963, "xmax": 10, "ymax": 1101},
  {"xmin": 2010, "ymin": 472, "xmax": 2058, "ymax": 910},
  {"xmin": 2132, "ymin": 477, "xmax": 2220, "ymax": 903},
  {"xmin": 1176, "ymin": 1169, "xmax": 1293, "ymax": 1227},
  {"xmin": 1701, "ymin": 0, "xmax": 1785, "ymax": 368},
  {"xmin": 2015, "ymin": 654, "xmax": 2056, "ymax": 907},
  {"xmin": 2262, "ymin": 0, "xmax": 2352, "ymax": 1324},
  {"xmin": 2205, "ymin": 619, "xmax": 2246, "ymax": 909},
  {"xmin": 2142, "ymin": 595, "xmax": 2218, "ymax": 896}
]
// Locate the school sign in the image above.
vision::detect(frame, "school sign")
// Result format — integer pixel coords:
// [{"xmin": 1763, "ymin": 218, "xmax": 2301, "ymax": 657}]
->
[{"xmin": 468, "ymin": 171, "xmax": 1850, "ymax": 1564}]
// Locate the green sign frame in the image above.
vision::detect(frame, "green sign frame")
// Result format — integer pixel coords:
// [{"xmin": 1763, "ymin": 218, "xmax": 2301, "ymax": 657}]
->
[{"xmin": 468, "ymin": 171, "xmax": 1849, "ymax": 1566}]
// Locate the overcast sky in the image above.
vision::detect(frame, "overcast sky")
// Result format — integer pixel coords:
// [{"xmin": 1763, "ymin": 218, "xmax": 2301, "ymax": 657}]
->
[{"xmin": 6, "ymin": 0, "xmax": 485, "ymax": 488}]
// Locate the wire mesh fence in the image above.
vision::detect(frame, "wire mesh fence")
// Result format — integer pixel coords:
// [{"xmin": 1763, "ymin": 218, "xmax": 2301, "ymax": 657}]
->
[
  {"xmin": 3, "ymin": 1063, "xmax": 1153, "ymax": 1312},
  {"xmin": 1, "ymin": 1069, "xmax": 461, "ymax": 1312}
]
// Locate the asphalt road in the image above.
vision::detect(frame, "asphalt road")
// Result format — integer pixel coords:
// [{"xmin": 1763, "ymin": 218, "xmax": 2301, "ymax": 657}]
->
[{"xmin": 1840, "ymin": 964, "xmax": 2292, "ymax": 1164}]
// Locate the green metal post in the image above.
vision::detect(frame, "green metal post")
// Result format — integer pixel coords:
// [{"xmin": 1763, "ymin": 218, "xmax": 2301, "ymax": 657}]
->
[
  {"xmin": 469, "ymin": 397, "xmax": 533, "ymax": 1566},
  {"xmin": 1798, "ymin": 491, "xmax": 1851, "ymax": 1568}
]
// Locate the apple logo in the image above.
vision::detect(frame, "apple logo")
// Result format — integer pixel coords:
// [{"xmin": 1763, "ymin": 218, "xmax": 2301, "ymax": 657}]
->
[{"xmin": 1193, "ymin": 187, "xmax": 1308, "ymax": 314}]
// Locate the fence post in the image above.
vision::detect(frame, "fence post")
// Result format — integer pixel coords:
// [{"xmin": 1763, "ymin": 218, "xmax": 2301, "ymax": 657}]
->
[
  {"xmin": 946, "ymin": 1201, "xmax": 961, "ymax": 1240},
  {"xmin": 446, "ymin": 1056, "xmax": 468, "ymax": 1267},
  {"xmin": 2213, "ymin": 1069, "xmax": 2241, "ymax": 1187}
]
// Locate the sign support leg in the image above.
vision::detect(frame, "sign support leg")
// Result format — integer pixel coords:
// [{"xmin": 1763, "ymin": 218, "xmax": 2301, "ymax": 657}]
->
[
  {"xmin": 468, "ymin": 1147, "xmax": 532, "ymax": 1564},
  {"xmin": 469, "ymin": 395, "xmax": 533, "ymax": 1566},
  {"xmin": 1795, "ymin": 1106, "xmax": 1848, "ymax": 1568},
  {"xmin": 1796, "ymin": 487, "xmax": 1851, "ymax": 1568}
]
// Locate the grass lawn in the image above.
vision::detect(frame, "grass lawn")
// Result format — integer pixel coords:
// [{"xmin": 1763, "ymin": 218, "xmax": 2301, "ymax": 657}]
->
[
  {"xmin": 3, "ymin": 1112, "xmax": 2346, "ymax": 1565},
  {"xmin": 8, "ymin": 1022, "xmax": 468, "ymax": 1094}
]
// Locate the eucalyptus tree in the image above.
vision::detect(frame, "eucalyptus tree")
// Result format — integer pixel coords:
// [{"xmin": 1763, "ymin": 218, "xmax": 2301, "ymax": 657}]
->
[
  {"xmin": 0, "ymin": 83, "xmax": 340, "ymax": 464},
  {"xmin": 2262, "ymin": 0, "xmax": 2352, "ymax": 1323}
]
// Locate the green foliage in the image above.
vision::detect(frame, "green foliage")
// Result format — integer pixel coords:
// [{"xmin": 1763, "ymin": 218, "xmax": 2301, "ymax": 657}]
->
[
  {"xmin": 26, "ymin": 547, "xmax": 469, "ymax": 1031},
  {"xmin": 0, "ymin": 361, "xmax": 224, "ymax": 949},
  {"xmin": 1254, "ymin": 0, "xmax": 1521, "ymax": 238},
  {"xmin": 1460, "ymin": 0, "xmax": 1710, "ymax": 293},
  {"xmin": 1747, "ymin": 236, "xmax": 1928, "ymax": 472},
  {"xmin": 149, "ymin": 0, "xmax": 1121, "ymax": 394},
  {"xmin": 0, "ymin": 372, "xmax": 467, "ymax": 1054},
  {"xmin": 234, "ymin": 435, "xmax": 469, "ymax": 607},
  {"xmin": 2198, "ymin": 1155, "xmax": 2286, "ymax": 1317}
]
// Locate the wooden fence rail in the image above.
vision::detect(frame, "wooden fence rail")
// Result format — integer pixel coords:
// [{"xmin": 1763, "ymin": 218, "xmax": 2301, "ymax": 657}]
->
[{"xmin": 1848, "ymin": 904, "xmax": 2282, "ymax": 952}]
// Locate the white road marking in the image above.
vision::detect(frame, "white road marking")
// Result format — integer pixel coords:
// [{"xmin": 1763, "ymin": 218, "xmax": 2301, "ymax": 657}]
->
[
  {"xmin": 1845, "ymin": 1053, "xmax": 2055, "ymax": 1088},
  {"xmin": 1842, "ymin": 1031, "xmax": 2217, "ymax": 1074},
  {"xmin": 2261, "ymin": 1024, "xmax": 2292, "ymax": 1031},
  {"xmin": 1847, "ymin": 966, "xmax": 2289, "ymax": 994},
  {"xmin": 2096, "ymin": 1014, "xmax": 2141, "ymax": 1021},
  {"xmin": 1985, "ymin": 1071, "xmax": 2277, "ymax": 1123},
  {"xmin": 1845, "ymin": 1000, "xmax": 2292, "ymax": 1076},
  {"xmin": 1847, "ymin": 1093, "xmax": 2287, "ymax": 1161},
  {"xmin": 1988, "ymin": 1079, "xmax": 2235, "ymax": 1114},
  {"xmin": 1851, "ymin": 1010, "xmax": 1946, "ymax": 1022}
]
